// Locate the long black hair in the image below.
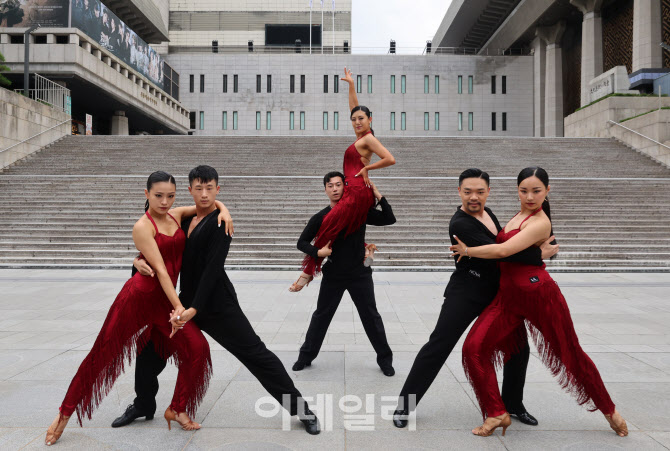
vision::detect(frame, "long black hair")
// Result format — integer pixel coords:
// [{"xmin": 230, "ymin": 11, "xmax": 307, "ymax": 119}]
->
[
  {"xmin": 145, "ymin": 171, "xmax": 176, "ymax": 212},
  {"xmin": 517, "ymin": 166, "xmax": 556, "ymax": 246},
  {"xmin": 350, "ymin": 105, "xmax": 374, "ymax": 136}
]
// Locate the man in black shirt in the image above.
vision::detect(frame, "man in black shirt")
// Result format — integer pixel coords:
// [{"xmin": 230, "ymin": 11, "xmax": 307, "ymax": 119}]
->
[
  {"xmin": 112, "ymin": 166, "xmax": 320, "ymax": 435},
  {"xmin": 292, "ymin": 171, "xmax": 396, "ymax": 376},
  {"xmin": 393, "ymin": 168, "xmax": 558, "ymax": 428}
]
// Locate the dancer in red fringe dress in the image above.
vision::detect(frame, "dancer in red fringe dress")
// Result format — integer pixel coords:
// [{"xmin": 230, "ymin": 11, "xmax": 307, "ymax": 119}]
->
[
  {"xmin": 450, "ymin": 167, "xmax": 628, "ymax": 438},
  {"xmin": 45, "ymin": 171, "xmax": 231, "ymax": 445},
  {"xmin": 289, "ymin": 68, "xmax": 396, "ymax": 291}
]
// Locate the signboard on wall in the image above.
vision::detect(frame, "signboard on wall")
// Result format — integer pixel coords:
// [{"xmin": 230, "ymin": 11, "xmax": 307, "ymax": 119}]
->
[
  {"xmin": 71, "ymin": 0, "xmax": 164, "ymax": 89},
  {"xmin": 0, "ymin": 0, "xmax": 69, "ymax": 28},
  {"xmin": 85, "ymin": 114, "xmax": 92, "ymax": 135}
]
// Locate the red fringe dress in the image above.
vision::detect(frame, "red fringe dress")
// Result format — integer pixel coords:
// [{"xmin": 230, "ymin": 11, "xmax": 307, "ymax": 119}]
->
[
  {"xmin": 301, "ymin": 132, "xmax": 375, "ymax": 275},
  {"xmin": 462, "ymin": 209, "xmax": 615, "ymax": 420},
  {"xmin": 59, "ymin": 212, "xmax": 212, "ymax": 426}
]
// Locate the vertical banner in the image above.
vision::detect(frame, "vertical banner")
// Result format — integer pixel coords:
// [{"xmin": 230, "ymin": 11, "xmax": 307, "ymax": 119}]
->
[{"xmin": 85, "ymin": 113, "xmax": 92, "ymax": 135}]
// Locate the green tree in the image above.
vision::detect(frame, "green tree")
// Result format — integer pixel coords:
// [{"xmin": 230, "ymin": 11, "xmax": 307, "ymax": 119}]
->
[{"xmin": 0, "ymin": 51, "xmax": 11, "ymax": 87}]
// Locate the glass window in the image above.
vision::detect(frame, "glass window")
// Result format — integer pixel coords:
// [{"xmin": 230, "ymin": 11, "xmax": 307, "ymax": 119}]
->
[
  {"xmin": 435, "ymin": 112, "xmax": 440, "ymax": 131},
  {"xmin": 267, "ymin": 75, "xmax": 272, "ymax": 93},
  {"xmin": 468, "ymin": 75, "xmax": 473, "ymax": 94},
  {"xmin": 233, "ymin": 74, "xmax": 238, "ymax": 93},
  {"xmin": 491, "ymin": 112, "xmax": 496, "ymax": 131},
  {"xmin": 324, "ymin": 75, "xmax": 328, "ymax": 93},
  {"xmin": 458, "ymin": 112, "xmax": 463, "ymax": 131},
  {"xmin": 401, "ymin": 112, "xmax": 406, "ymax": 130},
  {"xmin": 502, "ymin": 76, "xmax": 507, "ymax": 94},
  {"xmin": 390, "ymin": 112, "xmax": 396, "ymax": 130},
  {"xmin": 491, "ymin": 75, "xmax": 496, "ymax": 94},
  {"xmin": 424, "ymin": 112, "xmax": 429, "ymax": 130},
  {"xmin": 367, "ymin": 75, "xmax": 373, "ymax": 93},
  {"xmin": 356, "ymin": 75, "xmax": 362, "ymax": 93},
  {"xmin": 468, "ymin": 112, "xmax": 474, "ymax": 131},
  {"xmin": 435, "ymin": 76, "xmax": 439, "ymax": 94},
  {"xmin": 458, "ymin": 75, "xmax": 462, "ymax": 94},
  {"xmin": 266, "ymin": 111, "xmax": 271, "ymax": 130},
  {"xmin": 334, "ymin": 112, "xmax": 339, "ymax": 130},
  {"xmin": 189, "ymin": 111, "xmax": 195, "ymax": 129},
  {"xmin": 199, "ymin": 111, "xmax": 205, "ymax": 130},
  {"xmin": 502, "ymin": 112, "xmax": 507, "ymax": 131},
  {"xmin": 424, "ymin": 75, "xmax": 429, "ymax": 94},
  {"xmin": 300, "ymin": 75, "xmax": 305, "ymax": 93},
  {"xmin": 223, "ymin": 75, "xmax": 227, "ymax": 93},
  {"xmin": 323, "ymin": 112, "xmax": 328, "ymax": 130},
  {"xmin": 256, "ymin": 74, "xmax": 261, "ymax": 93},
  {"xmin": 222, "ymin": 111, "xmax": 227, "ymax": 130},
  {"xmin": 290, "ymin": 75, "xmax": 295, "ymax": 93},
  {"xmin": 233, "ymin": 111, "xmax": 238, "ymax": 130},
  {"xmin": 290, "ymin": 111, "xmax": 295, "ymax": 130},
  {"xmin": 256, "ymin": 111, "xmax": 261, "ymax": 130},
  {"xmin": 401, "ymin": 75, "xmax": 406, "ymax": 94},
  {"xmin": 390, "ymin": 75, "xmax": 395, "ymax": 94},
  {"xmin": 189, "ymin": 74, "xmax": 194, "ymax": 93},
  {"xmin": 334, "ymin": 75, "xmax": 339, "ymax": 93},
  {"xmin": 200, "ymin": 75, "xmax": 205, "ymax": 93},
  {"xmin": 300, "ymin": 111, "xmax": 305, "ymax": 130}
]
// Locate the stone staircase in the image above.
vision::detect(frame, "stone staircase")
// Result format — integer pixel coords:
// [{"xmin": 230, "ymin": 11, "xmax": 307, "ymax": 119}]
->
[{"xmin": 1, "ymin": 135, "xmax": 669, "ymax": 271}]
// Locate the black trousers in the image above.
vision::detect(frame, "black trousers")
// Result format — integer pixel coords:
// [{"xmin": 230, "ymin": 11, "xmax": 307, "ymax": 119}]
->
[
  {"xmin": 298, "ymin": 269, "xmax": 393, "ymax": 368},
  {"xmin": 134, "ymin": 300, "xmax": 305, "ymax": 416},
  {"xmin": 397, "ymin": 291, "xmax": 530, "ymax": 412}
]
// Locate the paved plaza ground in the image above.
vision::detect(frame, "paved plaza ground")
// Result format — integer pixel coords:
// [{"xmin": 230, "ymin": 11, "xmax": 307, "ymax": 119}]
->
[{"xmin": 1, "ymin": 269, "xmax": 669, "ymax": 450}]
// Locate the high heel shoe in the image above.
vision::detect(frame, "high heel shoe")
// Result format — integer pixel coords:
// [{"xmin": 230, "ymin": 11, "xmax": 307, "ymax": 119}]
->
[
  {"xmin": 289, "ymin": 273, "xmax": 313, "ymax": 292},
  {"xmin": 164, "ymin": 407, "xmax": 201, "ymax": 431},
  {"xmin": 45, "ymin": 413, "xmax": 70, "ymax": 446},
  {"xmin": 364, "ymin": 244, "xmax": 377, "ymax": 267},
  {"xmin": 605, "ymin": 410, "xmax": 628, "ymax": 437},
  {"xmin": 472, "ymin": 413, "xmax": 511, "ymax": 437}
]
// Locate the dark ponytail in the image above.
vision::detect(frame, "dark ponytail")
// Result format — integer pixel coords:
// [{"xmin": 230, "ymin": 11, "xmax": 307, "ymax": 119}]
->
[
  {"xmin": 145, "ymin": 171, "xmax": 176, "ymax": 212},
  {"xmin": 350, "ymin": 105, "xmax": 374, "ymax": 136},
  {"xmin": 517, "ymin": 167, "xmax": 557, "ymax": 248}
]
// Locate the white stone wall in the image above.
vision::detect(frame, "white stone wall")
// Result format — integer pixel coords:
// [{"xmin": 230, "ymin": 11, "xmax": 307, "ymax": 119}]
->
[
  {"xmin": 167, "ymin": 53, "xmax": 534, "ymax": 136},
  {"xmin": 607, "ymin": 109, "xmax": 670, "ymax": 168},
  {"xmin": 0, "ymin": 88, "xmax": 71, "ymax": 169}
]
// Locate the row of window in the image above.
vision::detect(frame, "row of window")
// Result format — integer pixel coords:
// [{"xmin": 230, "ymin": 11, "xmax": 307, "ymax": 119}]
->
[
  {"xmin": 190, "ymin": 111, "xmax": 508, "ymax": 131},
  {"xmin": 188, "ymin": 74, "xmax": 508, "ymax": 95}
]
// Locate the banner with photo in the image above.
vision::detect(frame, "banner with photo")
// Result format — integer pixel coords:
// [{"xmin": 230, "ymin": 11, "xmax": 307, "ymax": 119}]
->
[
  {"xmin": 0, "ymin": 0, "xmax": 69, "ymax": 28},
  {"xmin": 71, "ymin": 0, "xmax": 164, "ymax": 89}
]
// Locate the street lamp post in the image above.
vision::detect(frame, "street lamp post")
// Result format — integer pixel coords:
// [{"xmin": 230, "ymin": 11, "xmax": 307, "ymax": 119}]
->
[{"xmin": 24, "ymin": 23, "xmax": 41, "ymax": 97}]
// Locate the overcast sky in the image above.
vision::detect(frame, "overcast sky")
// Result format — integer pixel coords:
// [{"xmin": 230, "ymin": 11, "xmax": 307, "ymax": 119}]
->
[{"xmin": 351, "ymin": 0, "xmax": 453, "ymax": 54}]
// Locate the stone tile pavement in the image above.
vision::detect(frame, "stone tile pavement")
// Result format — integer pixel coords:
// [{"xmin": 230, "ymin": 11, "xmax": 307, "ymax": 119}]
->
[{"xmin": 1, "ymin": 269, "xmax": 669, "ymax": 450}]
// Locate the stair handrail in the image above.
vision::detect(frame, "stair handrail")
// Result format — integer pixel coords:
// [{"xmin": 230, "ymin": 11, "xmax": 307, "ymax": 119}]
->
[
  {"xmin": 607, "ymin": 119, "xmax": 670, "ymax": 152},
  {"xmin": 0, "ymin": 119, "xmax": 71, "ymax": 154}
]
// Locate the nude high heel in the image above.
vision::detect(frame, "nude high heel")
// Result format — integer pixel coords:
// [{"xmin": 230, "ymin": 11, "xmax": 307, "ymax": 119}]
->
[
  {"xmin": 164, "ymin": 407, "xmax": 201, "ymax": 431},
  {"xmin": 45, "ymin": 413, "xmax": 70, "ymax": 446},
  {"xmin": 289, "ymin": 273, "xmax": 313, "ymax": 292},
  {"xmin": 472, "ymin": 413, "xmax": 511, "ymax": 437}
]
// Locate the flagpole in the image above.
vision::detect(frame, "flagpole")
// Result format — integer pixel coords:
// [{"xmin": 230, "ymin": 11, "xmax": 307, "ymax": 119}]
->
[
  {"xmin": 321, "ymin": 1, "xmax": 324, "ymax": 54},
  {"xmin": 332, "ymin": 1, "xmax": 335, "ymax": 54},
  {"xmin": 309, "ymin": 1, "xmax": 312, "ymax": 54}
]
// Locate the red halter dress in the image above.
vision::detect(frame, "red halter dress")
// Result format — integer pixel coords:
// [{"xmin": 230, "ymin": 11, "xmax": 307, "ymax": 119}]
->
[
  {"xmin": 59, "ymin": 212, "xmax": 212, "ymax": 425},
  {"xmin": 301, "ymin": 131, "xmax": 375, "ymax": 275},
  {"xmin": 461, "ymin": 208, "xmax": 615, "ymax": 420}
]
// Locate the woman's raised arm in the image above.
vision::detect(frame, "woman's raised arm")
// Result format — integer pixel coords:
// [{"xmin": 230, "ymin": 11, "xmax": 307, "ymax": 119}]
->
[{"xmin": 341, "ymin": 67, "xmax": 358, "ymax": 112}]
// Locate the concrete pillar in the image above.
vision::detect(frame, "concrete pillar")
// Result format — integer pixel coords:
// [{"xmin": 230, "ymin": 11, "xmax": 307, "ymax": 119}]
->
[
  {"xmin": 111, "ymin": 111, "xmax": 129, "ymax": 135},
  {"xmin": 633, "ymin": 0, "xmax": 662, "ymax": 71},
  {"xmin": 571, "ymin": 0, "xmax": 604, "ymax": 106},
  {"xmin": 102, "ymin": 56, "xmax": 111, "ymax": 66},
  {"xmin": 1, "ymin": 34, "xmax": 9, "ymax": 44},
  {"xmin": 82, "ymin": 41, "xmax": 91, "ymax": 52},
  {"xmin": 46, "ymin": 34, "xmax": 55, "ymax": 44},
  {"xmin": 130, "ymin": 74, "xmax": 137, "ymax": 83},
  {"xmin": 537, "ymin": 21, "xmax": 566, "ymax": 137},
  {"xmin": 92, "ymin": 49, "xmax": 101, "ymax": 59},
  {"xmin": 69, "ymin": 34, "xmax": 79, "ymax": 45},
  {"xmin": 121, "ymin": 68, "xmax": 128, "ymax": 77},
  {"xmin": 532, "ymin": 36, "xmax": 546, "ymax": 137}
]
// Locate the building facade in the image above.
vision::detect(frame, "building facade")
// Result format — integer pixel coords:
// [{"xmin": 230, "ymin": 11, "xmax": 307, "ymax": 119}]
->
[{"xmin": 170, "ymin": 53, "xmax": 533, "ymax": 136}]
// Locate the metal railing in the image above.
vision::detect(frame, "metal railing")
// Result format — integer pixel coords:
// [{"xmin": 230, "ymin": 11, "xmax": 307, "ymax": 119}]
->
[
  {"xmin": 0, "ymin": 119, "xmax": 71, "ymax": 155},
  {"xmin": 168, "ymin": 45, "xmax": 531, "ymax": 56},
  {"xmin": 14, "ymin": 74, "xmax": 71, "ymax": 115},
  {"xmin": 608, "ymin": 120, "xmax": 670, "ymax": 151}
]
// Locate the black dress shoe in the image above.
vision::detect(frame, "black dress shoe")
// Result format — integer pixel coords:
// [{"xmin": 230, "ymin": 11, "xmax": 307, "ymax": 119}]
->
[
  {"xmin": 509, "ymin": 410, "xmax": 538, "ymax": 426},
  {"xmin": 392, "ymin": 409, "xmax": 408, "ymax": 428},
  {"xmin": 292, "ymin": 360, "xmax": 311, "ymax": 371},
  {"xmin": 381, "ymin": 366, "xmax": 395, "ymax": 377},
  {"xmin": 111, "ymin": 404, "xmax": 154, "ymax": 428},
  {"xmin": 299, "ymin": 408, "xmax": 321, "ymax": 435}
]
